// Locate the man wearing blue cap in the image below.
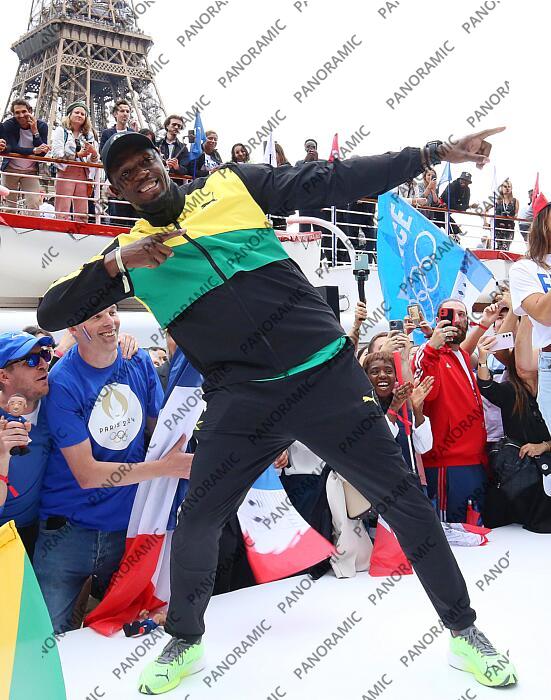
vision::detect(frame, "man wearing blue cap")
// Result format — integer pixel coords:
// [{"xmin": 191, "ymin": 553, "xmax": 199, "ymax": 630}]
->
[{"xmin": 0, "ymin": 331, "xmax": 54, "ymax": 557}]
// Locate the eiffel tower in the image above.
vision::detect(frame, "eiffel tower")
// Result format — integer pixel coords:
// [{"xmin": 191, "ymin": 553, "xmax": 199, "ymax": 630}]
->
[{"xmin": 4, "ymin": 0, "xmax": 166, "ymax": 133}]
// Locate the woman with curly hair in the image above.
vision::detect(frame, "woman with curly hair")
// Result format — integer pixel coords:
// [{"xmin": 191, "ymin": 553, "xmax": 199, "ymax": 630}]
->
[{"xmin": 230, "ymin": 143, "xmax": 250, "ymax": 163}]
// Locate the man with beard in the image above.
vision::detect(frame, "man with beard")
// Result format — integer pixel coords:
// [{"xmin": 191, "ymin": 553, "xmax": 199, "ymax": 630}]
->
[
  {"xmin": 37, "ymin": 128, "xmax": 517, "ymax": 693},
  {"xmin": 412, "ymin": 300, "xmax": 488, "ymax": 523}
]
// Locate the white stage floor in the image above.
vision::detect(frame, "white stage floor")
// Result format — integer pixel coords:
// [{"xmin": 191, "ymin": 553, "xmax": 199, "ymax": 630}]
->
[{"xmin": 59, "ymin": 525, "xmax": 549, "ymax": 699}]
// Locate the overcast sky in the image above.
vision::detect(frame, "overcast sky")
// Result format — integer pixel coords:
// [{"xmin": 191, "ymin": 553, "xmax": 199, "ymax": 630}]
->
[{"xmin": 0, "ymin": 0, "xmax": 548, "ymax": 250}]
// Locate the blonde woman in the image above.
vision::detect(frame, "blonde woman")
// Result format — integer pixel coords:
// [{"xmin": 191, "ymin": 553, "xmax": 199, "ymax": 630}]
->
[
  {"xmin": 52, "ymin": 101, "xmax": 99, "ymax": 221},
  {"xmin": 494, "ymin": 179, "xmax": 518, "ymax": 251}
]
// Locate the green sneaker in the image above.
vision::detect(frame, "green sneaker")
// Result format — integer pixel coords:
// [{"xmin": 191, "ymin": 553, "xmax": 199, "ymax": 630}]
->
[
  {"xmin": 138, "ymin": 637, "xmax": 204, "ymax": 695},
  {"xmin": 449, "ymin": 626, "xmax": 518, "ymax": 687}
]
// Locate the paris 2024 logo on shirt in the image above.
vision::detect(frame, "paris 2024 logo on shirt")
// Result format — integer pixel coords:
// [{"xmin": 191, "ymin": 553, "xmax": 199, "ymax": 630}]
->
[{"xmin": 88, "ymin": 383, "xmax": 143, "ymax": 450}]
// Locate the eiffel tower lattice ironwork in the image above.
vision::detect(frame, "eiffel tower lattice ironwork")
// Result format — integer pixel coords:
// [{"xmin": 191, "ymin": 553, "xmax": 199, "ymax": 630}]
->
[{"xmin": 4, "ymin": 0, "xmax": 166, "ymax": 134}]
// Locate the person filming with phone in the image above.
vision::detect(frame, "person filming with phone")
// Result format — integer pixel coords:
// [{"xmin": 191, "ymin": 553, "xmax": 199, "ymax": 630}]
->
[{"xmin": 412, "ymin": 299, "xmax": 488, "ymax": 522}]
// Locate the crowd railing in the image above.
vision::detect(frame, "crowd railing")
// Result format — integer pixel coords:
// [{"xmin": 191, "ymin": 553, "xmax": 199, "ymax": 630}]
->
[
  {"xmin": 0, "ymin": 153, "xmax": 531, "ymax": 262},
  {"xmin": 0, "ymin": 152, "xmax": 189, "ymax": 227}
]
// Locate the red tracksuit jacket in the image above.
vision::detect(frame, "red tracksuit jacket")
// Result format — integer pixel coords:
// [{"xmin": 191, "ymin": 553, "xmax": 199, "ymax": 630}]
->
[{"xmin": 412, "ymin": 343, "xmax": 487, "ymax": 467}]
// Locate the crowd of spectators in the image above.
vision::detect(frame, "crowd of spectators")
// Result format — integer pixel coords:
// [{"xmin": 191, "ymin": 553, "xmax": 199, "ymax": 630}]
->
[{"xmin": 0, "ymin": 97, "xmax": 533, "ymax": 255}]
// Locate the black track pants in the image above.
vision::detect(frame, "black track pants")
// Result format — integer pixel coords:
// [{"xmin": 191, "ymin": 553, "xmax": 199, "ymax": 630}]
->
[{"xmin": 165, "ymin": 343, "xmax": 476, "ymax": 640}]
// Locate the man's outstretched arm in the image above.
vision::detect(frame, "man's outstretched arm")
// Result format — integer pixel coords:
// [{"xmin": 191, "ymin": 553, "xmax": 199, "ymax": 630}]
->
[{"xmin": 235, "ymin": 128, "xmax": 505, "ymax": 214}]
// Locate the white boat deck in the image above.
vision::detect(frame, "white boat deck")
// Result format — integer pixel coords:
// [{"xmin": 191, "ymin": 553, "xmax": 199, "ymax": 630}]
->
[{"xmin": 58, "ymin": 525, "xmax": 548, "ymax": 699}]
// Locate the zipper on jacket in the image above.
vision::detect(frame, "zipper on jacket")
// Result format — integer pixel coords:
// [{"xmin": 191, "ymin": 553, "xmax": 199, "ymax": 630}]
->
[
  {"xmin": 173, "ymin": 220, "xmax": 228, "ymax": 283},
  {"xmin": 171, "ymin": 220, "xmax": 288, "ymax": 376}
]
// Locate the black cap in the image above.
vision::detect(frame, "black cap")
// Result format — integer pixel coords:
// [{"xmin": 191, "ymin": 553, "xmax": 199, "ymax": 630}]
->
[
  {"xmin": 459, "ymin": 171, "xmax": 472, "ymax": 183},
  {"xmin": 101, "ymin": 132, "xmax": 158, "ymax": 180}
]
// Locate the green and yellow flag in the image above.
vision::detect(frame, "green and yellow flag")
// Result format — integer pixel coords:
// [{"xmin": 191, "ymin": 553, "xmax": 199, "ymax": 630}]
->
[{"xmin": 0, "ymin": 521, "xmax": 66, "ymax": 700}]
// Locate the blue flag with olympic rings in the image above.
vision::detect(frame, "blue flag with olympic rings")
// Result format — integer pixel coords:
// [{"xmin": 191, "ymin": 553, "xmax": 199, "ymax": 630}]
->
[{"xmin": 376, "ymin": 192, "xmax": 494, "ymax": 328}]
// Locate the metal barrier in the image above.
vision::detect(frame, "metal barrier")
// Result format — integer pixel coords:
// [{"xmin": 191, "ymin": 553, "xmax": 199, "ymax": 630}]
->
[
  {"xmin": 0, "ymin": 152, "xmax": 531, "ymax": 261},
  {"xmin": 313, "ymin": 202, "xmax": 530, "ymax": 265}
]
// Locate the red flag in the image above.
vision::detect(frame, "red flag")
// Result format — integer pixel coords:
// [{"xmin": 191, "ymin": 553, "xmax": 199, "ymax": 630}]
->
[
  {"xmin": 369, "ymin": 517, "xmax": 413, "ymax": 577},
  {"xmin": 532, "ymin": 172, "xmax": 549, "ymax": 219},
  {"xmin": 328, "ymin": 133, "xmax": 339, "ymax": 162},
  {"xmin": 466, "ymin": 499, "xmax": 482, "ymax": 526}
]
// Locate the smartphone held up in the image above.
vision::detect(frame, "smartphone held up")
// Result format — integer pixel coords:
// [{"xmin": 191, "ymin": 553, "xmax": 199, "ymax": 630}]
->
[
  {"xmin": 438, "ymin": 307, "xmax": 455, "ymax": 326},
  {"xmin": 488, "ymin": 331, "xmax": 514, "ymax": 352},
  {"xmin": 407, "ymin": 303, "xmax": 424, "ymax": 326},
  {"xmin": 389, "ymin": 319, "xmax": 405, "ymax": 332}
]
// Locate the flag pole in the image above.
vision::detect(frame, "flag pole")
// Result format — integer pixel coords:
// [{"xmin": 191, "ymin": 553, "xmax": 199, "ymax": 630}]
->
[
  {"xmin": 328, "ymin": 133, "xmax": 339, "ymax": 267},
  {"xmin": 331, "ymin": 205, "xmax": 337, "ymax": 266}
]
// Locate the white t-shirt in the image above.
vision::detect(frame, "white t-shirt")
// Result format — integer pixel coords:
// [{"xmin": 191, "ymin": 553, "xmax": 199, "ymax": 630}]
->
[
  {"xmin": 482, "ymin": 354, "xmax": 507, "ymax": 441},
  {"xmin": 510, "ymin": 256, "xmax": 551, "ymax": 348},
  {"xmin": 204, "ymin": 153, "xmax": 218, "ymax": 171},
  {"xmin": 11, "ymin": 129, "xmax": 36, "ymax": 171}
]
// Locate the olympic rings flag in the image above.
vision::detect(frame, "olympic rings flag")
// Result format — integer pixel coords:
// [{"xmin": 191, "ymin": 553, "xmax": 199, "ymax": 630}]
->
[{"xmin": 376, "ymin": 192, "xmax": 494, "ymax": 327}]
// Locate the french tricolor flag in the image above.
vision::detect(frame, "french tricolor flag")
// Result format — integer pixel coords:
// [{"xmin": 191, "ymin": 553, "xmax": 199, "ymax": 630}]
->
[{"xmin": 237, "ymin": 465, "xmax": 334, "ymax": 583}]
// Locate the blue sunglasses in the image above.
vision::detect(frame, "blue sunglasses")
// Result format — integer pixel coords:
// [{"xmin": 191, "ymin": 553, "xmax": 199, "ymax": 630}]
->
[{"xmin": 7, "ymin": 347, "xmax": 53, "ymax": 368}]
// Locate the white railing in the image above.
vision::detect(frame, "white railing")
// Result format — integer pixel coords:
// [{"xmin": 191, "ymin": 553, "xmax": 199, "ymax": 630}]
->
[
  {"xmin": 312, "ymin": 203, "xmax": 530, "ymax": 266},
  {"xmin": 0, "ymin": 152, "xmax": 190, "ymax": 226}
]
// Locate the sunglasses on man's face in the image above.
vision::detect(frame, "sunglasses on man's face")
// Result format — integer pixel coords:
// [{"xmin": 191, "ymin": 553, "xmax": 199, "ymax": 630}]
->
[{"xmin": 7, "ymin": 347, "xmax": 53, "ymax": 368}]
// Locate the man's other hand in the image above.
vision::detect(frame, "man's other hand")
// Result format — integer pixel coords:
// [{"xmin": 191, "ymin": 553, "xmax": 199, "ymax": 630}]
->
[{"xmin": 104, "ymin": 230, "xmax": 182, "ymax": 277}]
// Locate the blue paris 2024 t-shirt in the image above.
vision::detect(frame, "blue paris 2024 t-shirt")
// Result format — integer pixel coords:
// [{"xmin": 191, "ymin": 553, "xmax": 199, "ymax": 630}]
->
[{"xmin": 40, "ymin": 346, "xmax": 163, "ymax": 531}]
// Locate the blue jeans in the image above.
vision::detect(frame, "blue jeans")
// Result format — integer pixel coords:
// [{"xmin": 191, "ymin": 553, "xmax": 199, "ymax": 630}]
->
[
  {"xmin": 538, "ymin": 352, "xmax": 551, "ymax": 435},
  {"xmin": 34, "ymin": 520, "xmax": 126, "ymax": 634}
]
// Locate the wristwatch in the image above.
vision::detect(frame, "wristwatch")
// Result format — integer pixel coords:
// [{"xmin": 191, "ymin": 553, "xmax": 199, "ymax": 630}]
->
[
  {"xmin": 425, "ymin": 140, "xmax": 444, "ymax": 166},
  {"xmin": 478, "ymin": 362, "xmax": 487, "ymax": 368}
]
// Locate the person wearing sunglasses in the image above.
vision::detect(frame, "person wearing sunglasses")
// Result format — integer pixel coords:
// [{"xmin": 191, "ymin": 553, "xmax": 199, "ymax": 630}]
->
[{"xmin": 0, "ymin": 332, "xmax": 54, "ymax": 557}]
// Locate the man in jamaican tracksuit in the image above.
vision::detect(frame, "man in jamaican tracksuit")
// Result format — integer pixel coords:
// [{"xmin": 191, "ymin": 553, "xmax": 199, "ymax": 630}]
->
[{"xmin": 38, "ymin": 129, "xmax": 516, "ymax": 694}]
